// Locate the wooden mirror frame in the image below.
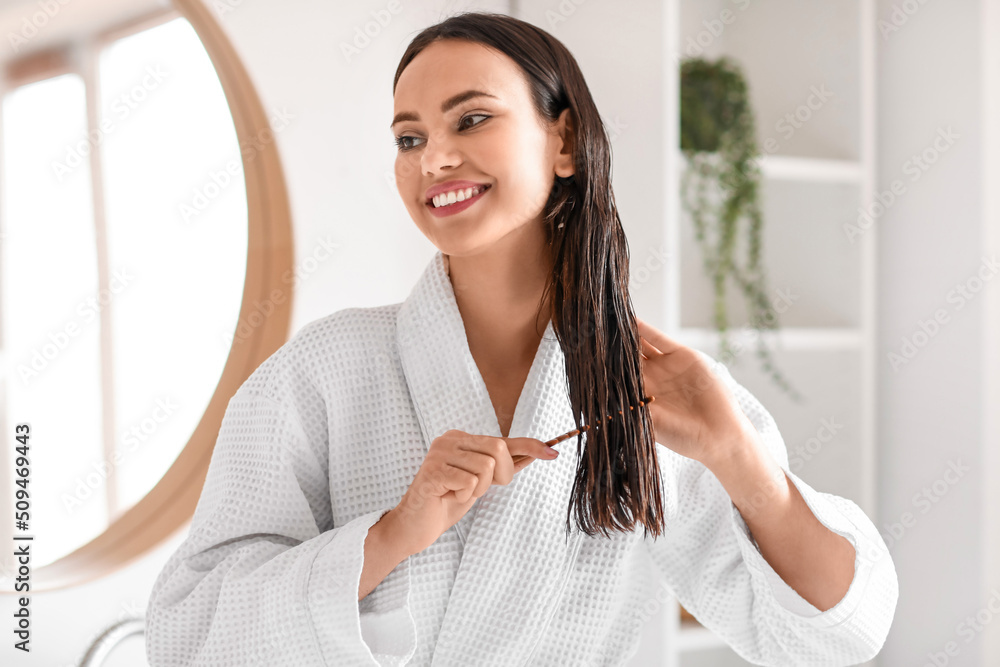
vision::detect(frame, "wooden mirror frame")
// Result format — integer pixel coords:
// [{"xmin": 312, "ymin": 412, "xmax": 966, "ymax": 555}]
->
[{"xmin": 2, "ymin": 0, "xmax": 294, "ymax": 592}]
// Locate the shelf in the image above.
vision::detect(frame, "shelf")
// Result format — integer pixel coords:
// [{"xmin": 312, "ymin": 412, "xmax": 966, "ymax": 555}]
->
[
  {"xmin": 675, "ymin": 327, "xmax": 863, "ymax": 350},
  {"xmin": 757, "ymin": 154, "xmax": 864, "ymax": 183},
  {"xmin": 678, "ymin": 151, "xmax": 864, "ymax": 183},
  {"xmin": 658, "ymin": 1, "xmax": 876, "ymax": 664}
]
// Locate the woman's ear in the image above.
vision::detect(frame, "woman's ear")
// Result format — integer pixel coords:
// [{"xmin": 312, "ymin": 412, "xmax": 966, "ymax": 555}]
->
[{"xmin": 553, "ymin": 107, "xmax": 575, "ymax": 179}]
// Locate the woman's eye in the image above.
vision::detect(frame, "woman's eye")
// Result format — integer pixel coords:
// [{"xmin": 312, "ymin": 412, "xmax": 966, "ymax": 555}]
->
[
  {"xmin": 458, "ymin": 113, "xmax": 490, "ymax": 130},
  {"xmin": 394, "ymin": 114, "xmax": 490, "ymax": 152},
  {"xmin": 394, "ymin": 135, "xmax": 424, "ymax": 152}
]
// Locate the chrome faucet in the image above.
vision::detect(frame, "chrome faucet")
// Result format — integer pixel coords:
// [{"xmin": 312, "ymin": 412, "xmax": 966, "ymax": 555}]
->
[{"xmin": 76, "ymin": 615, "xmax": 145, "ymax": 667}]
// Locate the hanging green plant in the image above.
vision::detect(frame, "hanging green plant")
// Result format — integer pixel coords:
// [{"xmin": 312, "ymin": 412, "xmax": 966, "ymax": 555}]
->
[{"xmin": 679, "ymin": 55, "xmax": 802, "ymax": 402}]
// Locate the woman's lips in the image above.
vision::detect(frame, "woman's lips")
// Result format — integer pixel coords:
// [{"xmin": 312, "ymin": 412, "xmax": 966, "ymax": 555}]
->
[{"xmin": 425, "ymin": 184, "xmax": 491, "ymax": 218}]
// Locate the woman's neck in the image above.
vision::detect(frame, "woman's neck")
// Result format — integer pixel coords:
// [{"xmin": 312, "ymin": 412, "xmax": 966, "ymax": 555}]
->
[{"xmin": 446, "ymin": 231, "xmax": 553, "ymax": 366}]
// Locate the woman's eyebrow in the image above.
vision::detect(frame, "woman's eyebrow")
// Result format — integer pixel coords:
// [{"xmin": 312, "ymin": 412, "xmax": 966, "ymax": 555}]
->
[{"xmin": 390, "ymin": 89, "xmax": 499, "ymax": 129}]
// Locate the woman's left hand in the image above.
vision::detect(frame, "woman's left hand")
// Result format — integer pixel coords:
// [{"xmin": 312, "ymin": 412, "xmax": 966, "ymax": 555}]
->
[{"xmin": 636, "ymin": 317, "xmax": 759, "ymax": 468}]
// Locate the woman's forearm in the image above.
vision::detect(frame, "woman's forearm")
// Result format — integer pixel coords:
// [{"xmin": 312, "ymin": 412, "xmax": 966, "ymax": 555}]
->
[
  {"xmin": 358, "ymin": 508, "xmax": 414, "ymax": 602},
  {"xmin": 706, "ymin": 434, "xmax": 856, "ymax": 611}
]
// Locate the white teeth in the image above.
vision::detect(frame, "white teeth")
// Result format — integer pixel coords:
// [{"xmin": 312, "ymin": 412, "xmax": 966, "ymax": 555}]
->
[{"xmin": 432, "ymin": 186, "xmax": 486, "ymax": 208}]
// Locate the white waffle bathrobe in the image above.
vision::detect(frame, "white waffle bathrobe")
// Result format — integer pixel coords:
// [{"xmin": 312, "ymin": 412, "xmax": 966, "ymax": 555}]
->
[{"xmin": 145, "ymin": 250, "xmax": 898, "ymax": 666}]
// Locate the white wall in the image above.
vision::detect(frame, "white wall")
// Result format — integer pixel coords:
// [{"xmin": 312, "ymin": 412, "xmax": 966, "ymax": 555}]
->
[
  {"xmin": 3, "ymin": 0, "xmax": 997, "ymax": 665},
  {"xmin": 876, "ymin": 0, "xmax": 995, "ymax": 665}
]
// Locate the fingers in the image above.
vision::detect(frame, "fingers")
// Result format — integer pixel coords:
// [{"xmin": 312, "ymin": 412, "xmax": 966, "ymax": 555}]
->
[
  {"xmin": 431, "ymin": 432, "xmax": 497, "ymax": 503},
  {"xmin": 439, "ymin": 464, "xmax": 481, "ymax": 504},
  {"xmin": 636, "ymin": 317, "xmax": 679, "ymax": 354},
  {"xmin": 433, "ymin": 432, "xmax": 556, "ymax": 503},
  {"xmin": 508, "ymin": 438, "xmax": 559, "ymax": 474},
  {"xmin": 512, "ymin": 456, "xmax": 534, "ymax": 473},
  {"xmin": 504, "ymin": 436, "xmax": 558, "ymax": 462},
  {"xmin": 444, "ymin": 450, "xmax": 496, "ymax": 499},
  {"xmin": 510, "ymin": 451, "xmax": 545, "ymax": 471},
  {"xmin": 459, "ymin": 436, "xmax": 557, "ymax": 487},
  {"xmin": 449, "ymin": 434, "xmax": 515, "ymax": 488}
]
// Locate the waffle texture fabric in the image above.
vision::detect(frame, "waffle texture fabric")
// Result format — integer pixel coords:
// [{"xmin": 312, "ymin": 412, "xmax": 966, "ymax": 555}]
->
[{"xmin": 146, "ymin": 249, "xmax": 898, "ymax": 666}]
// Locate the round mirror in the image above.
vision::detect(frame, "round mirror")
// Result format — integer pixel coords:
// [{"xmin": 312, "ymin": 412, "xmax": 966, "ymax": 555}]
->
[{"xmin": 0, "ymin": 0, "xmax": 293, "ymax": 590}]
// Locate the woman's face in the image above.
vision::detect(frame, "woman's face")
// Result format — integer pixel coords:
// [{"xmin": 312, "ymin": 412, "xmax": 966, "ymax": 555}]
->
[{"xmin": 391, "ymin": 39, "xmax": 573, "ymax": 257}]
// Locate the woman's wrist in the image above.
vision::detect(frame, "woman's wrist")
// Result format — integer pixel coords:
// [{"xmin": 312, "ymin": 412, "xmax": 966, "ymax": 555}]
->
[{"xmin": 377, "ymin": 506, "xmax": 422, "ymax": 559}]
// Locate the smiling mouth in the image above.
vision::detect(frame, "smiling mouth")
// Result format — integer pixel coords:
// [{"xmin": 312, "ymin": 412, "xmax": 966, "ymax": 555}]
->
[{"xmin": 425, "ymin": 184, "xmax": 491, "ymax": 208}]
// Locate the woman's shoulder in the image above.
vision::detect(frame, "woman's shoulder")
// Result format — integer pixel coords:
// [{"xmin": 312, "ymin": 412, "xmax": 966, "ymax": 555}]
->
[
  {"xmin": 295, "ymin": 302, "xmax": 403, "ymax": 350},
  {"xmin": 235, "ymin": 303, "xmax": 403, "ymax": 404}
]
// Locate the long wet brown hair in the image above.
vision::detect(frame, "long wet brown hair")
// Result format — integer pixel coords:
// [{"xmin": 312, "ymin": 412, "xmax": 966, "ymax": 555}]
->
[{"xmin": 393, "ymin": 12, "xmax": 665, "ymax": 539}]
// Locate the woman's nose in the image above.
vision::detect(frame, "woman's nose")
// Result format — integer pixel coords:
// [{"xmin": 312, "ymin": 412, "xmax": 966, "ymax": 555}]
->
[{"xmin": 420, "ymin": 129, "xmax": 463, "ymax": 174}]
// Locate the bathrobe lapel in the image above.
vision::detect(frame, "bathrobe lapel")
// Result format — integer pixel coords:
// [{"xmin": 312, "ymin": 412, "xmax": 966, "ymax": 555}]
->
[{"xmin": 395, "ymin": 250, "xmax": 586, "ymax": 666}]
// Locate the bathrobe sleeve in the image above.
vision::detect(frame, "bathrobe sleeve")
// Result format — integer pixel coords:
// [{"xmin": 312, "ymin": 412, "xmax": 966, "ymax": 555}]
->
[
  {"xmin": 644, "ymin": 351, "xmax": 899, "ymax": 667},
  {"xmin": 145, "ymin": 324, "xmax": 416, "ymax": 667}
]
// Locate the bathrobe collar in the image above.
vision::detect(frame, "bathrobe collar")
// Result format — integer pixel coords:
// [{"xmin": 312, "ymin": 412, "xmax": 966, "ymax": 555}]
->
[{"xmin": 395, "ymin": 250, "xmax": 586, "ymax": 665}]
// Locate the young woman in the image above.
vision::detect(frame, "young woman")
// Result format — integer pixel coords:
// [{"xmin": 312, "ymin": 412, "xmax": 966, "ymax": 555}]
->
[{"xmin": 146, "ymin": 12, "xmax": 897, "ymax": 666}]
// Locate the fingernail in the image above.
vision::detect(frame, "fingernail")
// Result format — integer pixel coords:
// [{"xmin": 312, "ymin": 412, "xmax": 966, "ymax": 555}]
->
[{"xmin": 545, "ymin": 447, "xmax": 559, "ymax": 458}]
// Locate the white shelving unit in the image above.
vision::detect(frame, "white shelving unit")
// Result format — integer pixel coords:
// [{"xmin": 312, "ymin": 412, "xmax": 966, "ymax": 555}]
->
[
  {"xmin": 658, "ymin": 0, "xmax": 879, "ymax": 666},
  {"xmin": 509, "ymin": 0, "xmax": 878, "ymax": 663}
]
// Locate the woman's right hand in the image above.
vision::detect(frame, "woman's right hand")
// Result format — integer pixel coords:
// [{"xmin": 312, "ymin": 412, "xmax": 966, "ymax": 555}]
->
[{"xmin": 387, "ymin": 430, "xmax": 559, "ymax": 556}]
